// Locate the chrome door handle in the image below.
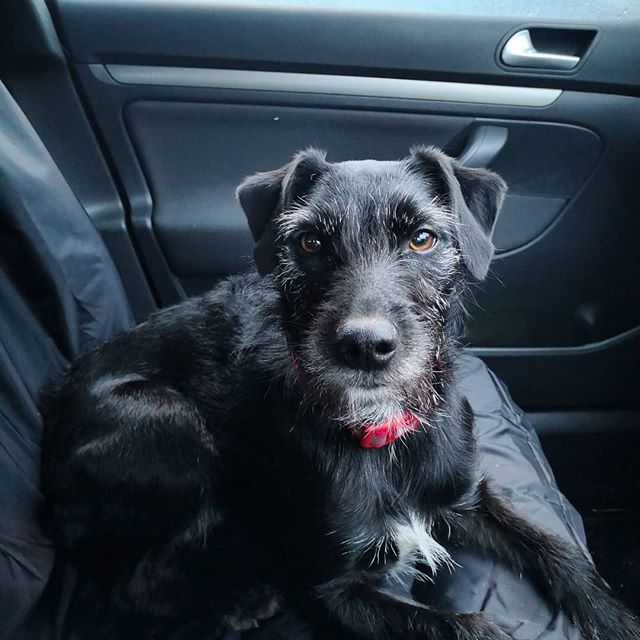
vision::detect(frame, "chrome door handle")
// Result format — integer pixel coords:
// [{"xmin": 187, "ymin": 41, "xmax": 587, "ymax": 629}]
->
[{"xmin": 502, "ymin": 29, "xmax": 580, "ymax": 70}]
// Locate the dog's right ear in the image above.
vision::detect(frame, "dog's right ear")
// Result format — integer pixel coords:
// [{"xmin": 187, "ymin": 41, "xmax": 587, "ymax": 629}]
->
[
  {"xmin": 236, "ymin": 149, "xmax": 328, "ymax": 276},
  {"xmin": 409, "ymin": 146, "xmax": 507, "ymax": 281}
]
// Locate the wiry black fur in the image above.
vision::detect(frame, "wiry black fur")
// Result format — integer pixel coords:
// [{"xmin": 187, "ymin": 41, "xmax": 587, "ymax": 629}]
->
[{"xmin": 42, "ymin": 148, "xmax": 639, "ymax": 639}]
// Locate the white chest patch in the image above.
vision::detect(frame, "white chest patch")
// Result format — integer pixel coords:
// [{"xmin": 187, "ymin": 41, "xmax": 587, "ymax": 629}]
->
[{"xmin": 388, "ymin": 513, "xmax": 454, "ymax": 582}]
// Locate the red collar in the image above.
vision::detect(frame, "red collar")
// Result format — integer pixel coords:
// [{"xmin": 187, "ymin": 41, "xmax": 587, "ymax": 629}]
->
[{"xmin": 349, "ymin": 411, "xmax": 421, "ymax": 448}]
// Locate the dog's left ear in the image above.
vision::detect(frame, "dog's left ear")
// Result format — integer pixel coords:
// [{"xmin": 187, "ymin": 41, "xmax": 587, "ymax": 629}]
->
[
  {"xmin": 237, "ymin": 149, "xmax": 328, "ymax": 275},
  {"xmin": 410, "ymin": 146, "xmax": 507, "ymax": 281}
]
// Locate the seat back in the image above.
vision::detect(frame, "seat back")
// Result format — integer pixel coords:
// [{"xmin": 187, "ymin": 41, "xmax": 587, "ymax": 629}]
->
[{"xmin": 0, "ymin": 78, "xmax": 133, "ymax": 639}]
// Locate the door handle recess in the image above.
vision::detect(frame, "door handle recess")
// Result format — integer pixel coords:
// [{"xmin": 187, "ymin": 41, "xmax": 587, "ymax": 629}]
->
[
  {"xmin": 457, "ymin": 126, "xmax": 508, "ymax": 169},
  {"xmin": 502, "ymin": 29, "xmax": 580, "ymax": 71}
]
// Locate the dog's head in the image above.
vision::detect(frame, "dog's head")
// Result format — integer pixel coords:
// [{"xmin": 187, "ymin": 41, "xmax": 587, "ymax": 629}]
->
[{"xmin": 237, "ymin": 147, "xmax": 506, "ymax": 433}]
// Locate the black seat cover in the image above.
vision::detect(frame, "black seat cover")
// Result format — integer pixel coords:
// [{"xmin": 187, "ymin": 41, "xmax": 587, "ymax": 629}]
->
[
  {"xmin": 0, "ymin": 78, "xmax": 133, "ymax": 639},
  {"xmin": 420, "ymin": 355, "xmax": 589, "ymax": 640},
  {"xmin": 0, "ymin": 77, "xmax": 589, "ymax": 639}
]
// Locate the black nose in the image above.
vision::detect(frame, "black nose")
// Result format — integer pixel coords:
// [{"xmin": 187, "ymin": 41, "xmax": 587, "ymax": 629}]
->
[{"xmin": 335, "ymin": 317, "xmax": 398, "ymax": 371}]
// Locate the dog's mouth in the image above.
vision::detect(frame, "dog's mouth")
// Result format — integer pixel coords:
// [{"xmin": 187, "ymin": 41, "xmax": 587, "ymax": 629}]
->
[{"xmin": 292, "ymin": 357, "xmax": 430, "ymax": 448}]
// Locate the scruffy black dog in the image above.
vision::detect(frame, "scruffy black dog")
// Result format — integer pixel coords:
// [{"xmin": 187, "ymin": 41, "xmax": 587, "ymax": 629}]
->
[{"xmin": 42, "ymin": 147, "xmax": 639, "ymax": 640}]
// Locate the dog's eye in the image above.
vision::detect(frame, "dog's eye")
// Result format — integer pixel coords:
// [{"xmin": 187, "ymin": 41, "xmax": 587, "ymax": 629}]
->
[
  {"xmin": 299, "ymin": 232, "xmax": 323, "ymax": 254},
  {"xmin": 408, "ymin": 229, "xmax": 437, "ymax": 252}
]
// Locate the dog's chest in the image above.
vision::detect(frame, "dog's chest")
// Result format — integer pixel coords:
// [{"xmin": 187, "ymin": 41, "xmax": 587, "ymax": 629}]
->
[{"xmin": 350, "ymin": 512, "xmax": 453, "ymax": 582}]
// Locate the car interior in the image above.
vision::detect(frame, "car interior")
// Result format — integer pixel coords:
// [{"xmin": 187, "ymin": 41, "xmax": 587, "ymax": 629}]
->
[{"xmin": 0, "ymin": 1, "xmax": 638, "ymax": 638}]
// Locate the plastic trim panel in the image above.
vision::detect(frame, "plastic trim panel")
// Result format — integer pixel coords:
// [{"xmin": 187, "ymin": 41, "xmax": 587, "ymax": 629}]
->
[{"xmin": 106, "ymin": 65, "xmax": 562, "ymax": 108}]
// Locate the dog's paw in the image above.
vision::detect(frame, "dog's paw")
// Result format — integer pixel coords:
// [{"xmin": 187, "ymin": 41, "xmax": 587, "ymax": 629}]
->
[
  {"xmin": 222, "ymin": 585, "xmax": 283, "ymax": 631},
  {"xmin": 223, "ymin": 614, "xmax": 260, "ymax": 632},
  {"xmin": 454, "ymin": 613, "xmax": 513, "ymax": 640}
]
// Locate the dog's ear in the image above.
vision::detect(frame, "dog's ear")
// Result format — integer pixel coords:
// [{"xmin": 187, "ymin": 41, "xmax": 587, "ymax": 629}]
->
[
  {"xmin": 410, "ymin": 146, "xmax": 507, "ymax": 281},
  {"xmin": 237, "ymin": 148, "xmax": 329, "ymax": 275}
]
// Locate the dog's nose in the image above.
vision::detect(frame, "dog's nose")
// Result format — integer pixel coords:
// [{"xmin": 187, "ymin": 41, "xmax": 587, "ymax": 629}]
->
[{"xmin": 335, "ymin": 317, "xmax": 398, "ymax": 371}]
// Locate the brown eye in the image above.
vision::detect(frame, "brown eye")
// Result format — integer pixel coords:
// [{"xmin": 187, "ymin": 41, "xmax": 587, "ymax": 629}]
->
[
  {"xmin": 408, "ymin": 229, "xmax": 437, "ymax": 252},
  {"xmin": 300, "ymin": 232, "xmax": 323, "ymax": 254}
]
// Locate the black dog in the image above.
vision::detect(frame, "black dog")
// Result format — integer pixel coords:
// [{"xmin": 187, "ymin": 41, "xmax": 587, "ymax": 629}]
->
[{"xmin": 42, "ymin": 147, "xmax": 639, "ymax": 639}]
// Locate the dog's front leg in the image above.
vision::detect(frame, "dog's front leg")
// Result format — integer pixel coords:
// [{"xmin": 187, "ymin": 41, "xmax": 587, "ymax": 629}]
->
[
  {"xmin": 311, "ymin": 572, "xmax": 511, "ymax": 639},
  {"xmin": 441, "ymin": 479, "xmax": 640, "ymax": 640}
]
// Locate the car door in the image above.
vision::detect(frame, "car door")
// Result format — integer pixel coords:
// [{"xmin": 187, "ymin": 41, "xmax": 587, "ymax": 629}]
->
[{"xmin": 2, "ymin": 0, "xmax": 639, "ymax": 607}]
